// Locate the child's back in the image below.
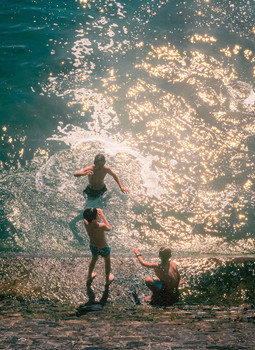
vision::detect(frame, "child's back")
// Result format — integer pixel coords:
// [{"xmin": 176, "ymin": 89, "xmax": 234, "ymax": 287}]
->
[
  {"xmin": 154, "ymin": 260, "xmax": 180, "ymax": 292},
  {"xmin": 85, "ymin": 220, "xmax": 108, "ymax": 249}
]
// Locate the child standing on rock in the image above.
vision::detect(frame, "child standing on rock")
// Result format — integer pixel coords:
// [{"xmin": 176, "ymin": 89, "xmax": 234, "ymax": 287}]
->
[{"xmin": 83, "ymin": 208, "xmax": 114, "ymax": 286}]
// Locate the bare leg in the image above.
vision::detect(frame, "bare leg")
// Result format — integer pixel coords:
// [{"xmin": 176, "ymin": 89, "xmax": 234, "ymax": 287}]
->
[
  {"xmin": 145, "ymin": 277, "xmax": 158, "ymax": 302},
  {"xmin": 145, "ymin": 277, "xmax": 157, "ymax": 292},
  {"xmin": 104, "ymin": 254, "xmax": 115, "ymax": 285},
  {"xmin": 87, "ymin": 255, "xmax": 98, "ymax": 283}
]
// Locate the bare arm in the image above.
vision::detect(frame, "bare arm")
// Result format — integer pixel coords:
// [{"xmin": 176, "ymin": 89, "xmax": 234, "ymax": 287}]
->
[
  {"xmin": 74, "ymin": 165, "xmax": 94, "ymax": 177},
  {"xmin": 133, "ymin": 248, "xmax": 158, "ymax": 268},
  {"xmin": 97, "ymin": 209, "xmax": 111, "ymax": 231},
  {"xmin": 107, "ymin": 167, "xmax": 128, "ymax": 193},
  {"xmin": 171, "ymin": 261, "xmax": 182, "ymax": 286},
  {"xmin": 176, "ymin": 266, "xmax": 181, "ymax": 285}
]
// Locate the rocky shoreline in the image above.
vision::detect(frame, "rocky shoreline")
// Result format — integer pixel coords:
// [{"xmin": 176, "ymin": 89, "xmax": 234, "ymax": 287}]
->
[
  {"xmin": 1, "ymin": 256, "xmax": 255, "ymax": 349},
  {"xmin": 1, "ymin": 297, "xmax": 255, "ymax": 349}
]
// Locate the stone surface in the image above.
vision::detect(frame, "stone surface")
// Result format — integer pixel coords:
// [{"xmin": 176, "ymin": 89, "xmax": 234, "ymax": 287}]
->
[{"xmin": 0, "ymin": 298, "xmax": 254, "ymax": 349}]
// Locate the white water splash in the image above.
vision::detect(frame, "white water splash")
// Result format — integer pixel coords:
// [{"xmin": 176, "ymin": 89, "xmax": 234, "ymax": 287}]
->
[
  {"xmin": 45, "ymin": 124, "xmax": 166, "ymax": 199},
  {"xmin": 244, "ymin": 89, "xmax": 255, "ymax": 108}
]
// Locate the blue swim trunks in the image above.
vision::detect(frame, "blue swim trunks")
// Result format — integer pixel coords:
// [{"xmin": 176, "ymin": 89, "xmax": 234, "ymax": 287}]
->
[
  {"xmin": 90, "ymin": 244, "xmax": 111, "ymax": 257},
  {"xmin": 153, "ymin": 280, "xmax": 163, "ymax": 291}
]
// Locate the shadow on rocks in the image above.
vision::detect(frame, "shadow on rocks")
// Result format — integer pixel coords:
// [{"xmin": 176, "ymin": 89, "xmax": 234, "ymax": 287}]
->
[{"xmin": 76, "ymin": 282, "xmax": 109, "ymax": 316}]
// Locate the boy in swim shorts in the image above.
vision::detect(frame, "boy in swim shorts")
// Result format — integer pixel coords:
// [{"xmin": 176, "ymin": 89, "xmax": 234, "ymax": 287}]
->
[
  {"xmin": 83, "ymin": 208, "xmax": 114, "ymax": 285},
  {"xmin": 74, "ymin": 153, "xmax": 128, "ymax": 198},
  {"xmin": 133, "ymin": 247, "xmax": 181, "ymax": 306}
]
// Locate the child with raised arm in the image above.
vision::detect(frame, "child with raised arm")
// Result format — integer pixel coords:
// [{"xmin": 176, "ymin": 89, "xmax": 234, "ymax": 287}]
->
[
  {"xmin": 74, "ymin": 153, "xmax": 128, "ymax": 198},
  {"xmin": 84, "ymin": 208, "xmax": 114, "ymax": 286},
  {"xmin": 133, "ymin": 247, "xmax": 181, "ymax": 306}
]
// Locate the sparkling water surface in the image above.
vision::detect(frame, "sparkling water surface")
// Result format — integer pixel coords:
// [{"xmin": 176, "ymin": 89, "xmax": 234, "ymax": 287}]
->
[{"xmin": 0, "ymin": 0, "xmax": 255, "ymax": 303}]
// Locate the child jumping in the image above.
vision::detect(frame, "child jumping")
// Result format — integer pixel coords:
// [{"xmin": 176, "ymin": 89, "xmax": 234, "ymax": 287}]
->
[{"xmin": 74, "ymin": 154, "xmax": 128, "ymax": 198}]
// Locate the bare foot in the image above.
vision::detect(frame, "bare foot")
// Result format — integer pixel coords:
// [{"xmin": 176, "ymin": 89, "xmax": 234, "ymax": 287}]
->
[
  {"xmin": 87, "ymin": 272, "xmax": 97, "ymax": 284},
  {"xmin": 145, "ymin": 296, "xmax": 151, "ymax": 303},
  {"xmin": 106, "ymin": 273, "xmax": 115, "ymax": 285}
]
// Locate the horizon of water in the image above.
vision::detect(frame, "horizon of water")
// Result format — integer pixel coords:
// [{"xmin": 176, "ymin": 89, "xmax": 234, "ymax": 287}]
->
[{"xmin": 1, "ymin": 0, "xmax": 255, "ymax": 262}]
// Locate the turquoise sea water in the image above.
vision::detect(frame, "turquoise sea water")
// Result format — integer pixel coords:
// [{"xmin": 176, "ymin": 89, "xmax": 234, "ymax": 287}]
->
[{"xmin": 0, "ymin": 0, "xmax": 255, "ymax": 303}]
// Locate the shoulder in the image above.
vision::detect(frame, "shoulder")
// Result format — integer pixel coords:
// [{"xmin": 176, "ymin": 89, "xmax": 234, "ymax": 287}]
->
[
  {"xmin": 98, "ymin": 222, "xmax": 109, "ymax": 229},
  {"xmin": 84, "ymin": 220, "xmax": 97, "ymax": 228},
  {"xmin": 170, "ymin": 261, "xmax": 178, "ymax": 268},
  {"xmin": 105, "ymin": 165, "xmax": 113, "ymax": 173},
  {"xmin": 83, "ymin": 164, "xmax": 94, "ymax": 170}
]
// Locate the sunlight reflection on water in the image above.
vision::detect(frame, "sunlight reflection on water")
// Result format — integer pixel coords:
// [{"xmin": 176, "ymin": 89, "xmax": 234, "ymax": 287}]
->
[{"xmin": 1, "ymin": 0, "xmax": 255, "ymax": 259}]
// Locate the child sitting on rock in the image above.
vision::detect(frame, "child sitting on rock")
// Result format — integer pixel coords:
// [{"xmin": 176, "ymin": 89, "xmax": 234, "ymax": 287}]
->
[{"xmin": 133, "ymin": 247, "xmax": 181, "ymax": 306}]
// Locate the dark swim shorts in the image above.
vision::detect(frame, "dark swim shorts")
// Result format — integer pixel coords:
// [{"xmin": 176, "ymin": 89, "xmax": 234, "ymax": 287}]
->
[
  {"xmin": 151, "ymin": 280, "xmax": 179, "ymax": 306},
  {"xmin": 83, "ymin": 185, "xmax": 107, "ymax": 198},
  {"xmin": 90, "ymin": 244, "xmax": 111, "ymax": 257}
]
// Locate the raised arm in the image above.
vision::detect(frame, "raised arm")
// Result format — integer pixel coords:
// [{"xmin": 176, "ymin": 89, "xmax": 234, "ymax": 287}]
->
[
  {"xmin": 107, "ymin": 167, "xmax": 128, "ymax": 193},
  {"xmin": 74, "ymin": 165, "xmax": 94, "ymax": 177},
  {"xmin": 133, "ymin": 248, "xmax": 158, "ymax": 268},
  {"xmin": 97, "ymin": 209, "xmax": 111, "ymax": 231}
]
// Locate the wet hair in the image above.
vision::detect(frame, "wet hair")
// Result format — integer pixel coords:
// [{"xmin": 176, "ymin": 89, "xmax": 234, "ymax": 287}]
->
[
  {"xmin": 159, "ymin": 247, "xmax": 172, "ymax": 261},
  {"xmin": 83, "ymin": 208, "xmax": 97, "ymax": 223},
  {"xmin": 94, "ymin": 153, "xmax": 106, "ymax": 165}
]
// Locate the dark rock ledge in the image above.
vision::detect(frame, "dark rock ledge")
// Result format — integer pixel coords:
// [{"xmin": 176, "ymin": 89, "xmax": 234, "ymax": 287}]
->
[{"xmin": 0, "ymin": 298, "xmax": 254, "ymax": 350}]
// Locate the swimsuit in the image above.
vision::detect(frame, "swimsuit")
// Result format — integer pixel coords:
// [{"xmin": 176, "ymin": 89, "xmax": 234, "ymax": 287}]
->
[
  {"xmin": 90, "ymin": 244, "xmax": 111, "ymax": 257},
  {"xmin": 83, "ymin": 185, "xmax": 107, "ymax": 198}
]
